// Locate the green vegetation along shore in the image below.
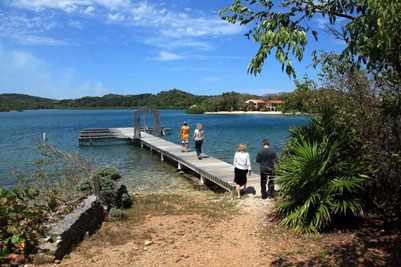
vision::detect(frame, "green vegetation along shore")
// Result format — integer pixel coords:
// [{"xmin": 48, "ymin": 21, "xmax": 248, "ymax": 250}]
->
[{"xmin": 0, "ymin": 89, "xmax": 281, "ymax": 113}]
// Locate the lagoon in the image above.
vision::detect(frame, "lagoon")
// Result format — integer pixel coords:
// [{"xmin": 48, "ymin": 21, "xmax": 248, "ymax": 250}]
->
[{"xmin": 0, "ymin": 109, "xmax": 308, "ymax": 191}]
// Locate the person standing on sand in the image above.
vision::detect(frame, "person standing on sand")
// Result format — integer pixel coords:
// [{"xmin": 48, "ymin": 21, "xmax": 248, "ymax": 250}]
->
[
  {"xmin": 192, "ymin": 123, "xmax": 205, "ymax": 159},
  {"xmin": 256, "ymin": 138, "xmax": 277, "ymax": 199},
  {"xmin": 179, "ymin": 121, "xmax": 190, "ymax": 152},
  {"xmin": 233, "ymin": 144, "xmax": 252, "ymax": 199}
]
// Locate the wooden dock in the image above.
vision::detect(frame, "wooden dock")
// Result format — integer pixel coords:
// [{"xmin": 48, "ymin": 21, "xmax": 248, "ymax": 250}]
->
[
  {"xmin": 79, "ymin": 127, "xmax": 171, "ymax": 145},
  {"xmin": 114, "ymin": 128, "xmax": 262, "ymax": 197}
]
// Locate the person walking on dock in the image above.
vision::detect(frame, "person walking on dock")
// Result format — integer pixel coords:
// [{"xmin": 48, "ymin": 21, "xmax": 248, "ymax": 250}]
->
[
  {"xmin": 192, "ymin": 123, "xmax": 205, "ymax": 159},
  {"xmin": 179, "ymin": 121, "xmax": 190, "ymax": 152},
  {"xmin": 233, "ymin": 144, "xmax": 251, "ymax": 199},
  {"xmin": 256, "ymin": 138, "xmax": 277, "ymax": 199}
]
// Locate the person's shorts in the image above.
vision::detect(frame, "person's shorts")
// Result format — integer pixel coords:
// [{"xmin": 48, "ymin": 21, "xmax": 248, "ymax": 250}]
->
[{"xmin": 181, "ymin": 140, "xmax": 188, "ymax": 144}]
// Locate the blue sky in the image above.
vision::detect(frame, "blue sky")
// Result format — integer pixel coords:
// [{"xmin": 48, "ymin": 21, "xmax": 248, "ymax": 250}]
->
[{"xmin": 0, "ymin": 0, "xmax": 345, "ymax": 99}]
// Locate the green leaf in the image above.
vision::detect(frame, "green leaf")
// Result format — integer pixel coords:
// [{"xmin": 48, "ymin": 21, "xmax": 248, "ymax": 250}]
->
[
  {"xmin": 11, "ymin": 234, "xmax": 21, "ymax": 244},
  {"xmin": 0, "ymin": 197, "xmax": 7, "ymax": 205},
  {"xmin": 7, "ymin": 225, "xmax": 18, "ymax": 233}
]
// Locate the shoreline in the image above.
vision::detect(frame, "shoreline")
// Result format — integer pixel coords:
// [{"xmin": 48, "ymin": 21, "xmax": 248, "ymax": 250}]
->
[{"xmin": 204, "ymin": 111, "xmax": 313, "ymax": 116}]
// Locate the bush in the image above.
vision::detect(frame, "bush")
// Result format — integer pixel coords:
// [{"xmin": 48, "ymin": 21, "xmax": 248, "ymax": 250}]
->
[
  {"xmin": 185, "ymin": 105, "xmax": 205, "ymax": 114},
  {"xmin": 0, "ymin": 188, "xmax": 46, "ymax": 262},
  {"xmin": 274, "ymin": 108, "xmax": 366, "ymax": 233},
  {"xmin": 13, "ymin": 143, "xmax": 92, "ymax": 211},
  {"xmin": 83, "ymin": 165, "xmax": 132, "ymax": 211},
  {"xmin": 108, "ymin": 208, "xmax": 126, "ymax": 220},
  {"xmin": 315, "ymin": 55, "xmax": 401, "ymax": 218}
]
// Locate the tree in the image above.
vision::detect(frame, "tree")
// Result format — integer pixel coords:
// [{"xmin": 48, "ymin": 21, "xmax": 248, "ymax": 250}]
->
[
  {"xmin": 220, "ymin": 0, "xmax": 401, "ymax": 80},
  {"xmin": 282, "ymin": 74, "xmax": 317, "ymax": 113}
]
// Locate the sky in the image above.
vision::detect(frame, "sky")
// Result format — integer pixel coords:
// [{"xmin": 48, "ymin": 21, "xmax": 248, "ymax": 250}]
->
[{"xmin": 0, "ymin": 0, "xmax": 346, "ymax": 99}]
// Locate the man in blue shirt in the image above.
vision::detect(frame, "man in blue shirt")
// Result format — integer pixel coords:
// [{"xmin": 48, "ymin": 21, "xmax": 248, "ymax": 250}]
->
[{"xmin": 256, "ymin": 138, "xmax": 277, "ymax": 199}]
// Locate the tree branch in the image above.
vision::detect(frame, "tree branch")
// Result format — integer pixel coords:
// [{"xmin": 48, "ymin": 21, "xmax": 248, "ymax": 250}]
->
[{"xmin": 300, "ymin": 0, "xmax": 358, "ymax": 21}]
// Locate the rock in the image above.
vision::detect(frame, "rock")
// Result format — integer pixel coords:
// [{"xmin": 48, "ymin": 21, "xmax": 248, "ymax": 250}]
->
[
  {"xmin": 145, "ymin": 215, "xmax": 152, "ymax": 219},
  {"xmin": 9, "ymin": 254, "xmax": 25, "ymax": 265},
  {"xmin": 144, "ymin": 240, "xmax": 153, "ymax": 246},
  {"xmin": 34, "ymin": 253, "xmax": 56, "ymax": 265},
  {"xmin": 55, "ymin": 259, "xmax": 62, "ymax": 264}
]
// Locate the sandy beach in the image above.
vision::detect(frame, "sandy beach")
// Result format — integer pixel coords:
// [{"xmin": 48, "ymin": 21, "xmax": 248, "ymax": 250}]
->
[
  {"xmin": 204, "ymin": 111, "xmax": 283, "ymax": 115},
  {"xmin": 204, "ymin": 111, "xmax": 315, "ymax": 115}
]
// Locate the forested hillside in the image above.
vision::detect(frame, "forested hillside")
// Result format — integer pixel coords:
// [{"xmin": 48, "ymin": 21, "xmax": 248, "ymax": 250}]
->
[
  {"xmin": 0, "ymin": 94, "xmax": 57, "ymax": 111},
  {"xmin": 0, "ymin": 89, "xmax": 209, "ymax": 111}
]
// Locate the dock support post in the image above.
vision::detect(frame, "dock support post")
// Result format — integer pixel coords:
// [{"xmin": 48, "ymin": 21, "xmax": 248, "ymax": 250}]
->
[
  {"xmin": 200, "ymin": 175, "xmax": 205, "ymax": 185},
  {"xmin": 143, "ymin": 112, "xmax": 147, "ymax": 133},
  {"xmin": 178, "ymin": 162, "xmax": 182, "ymax": 170},
  {"xmin": 43, "ymin": 132, "xmax": 46, "ymax": 145},
  {"xmin": 161, "ymin": 153, "xmax": 164, "ymax": 161},
  {"xmin": 141, "ymin": 142, "xmax": 143, "ymax": 148},
  {"xmin": 150, "ymin": 147, "xmax": 152, "ymax": 153},
  {"xmin": 89, "ymin": 135, "xmax": 92, "ymax": 146}
]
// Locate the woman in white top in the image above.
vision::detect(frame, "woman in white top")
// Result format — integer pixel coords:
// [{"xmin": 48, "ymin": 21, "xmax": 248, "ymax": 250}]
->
[
  {"xmin": 192, "ymin": 123, "xmax": 205, "ymax": 160},
  {"xmin": 233, "ymin": 144, "xmax": 251, "ymax": 199}
]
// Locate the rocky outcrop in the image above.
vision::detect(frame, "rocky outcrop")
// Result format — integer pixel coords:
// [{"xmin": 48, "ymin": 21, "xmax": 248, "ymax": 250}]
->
[{"xmin": 34, "ymin": 195, "xmax": 105, "ymax": 264}]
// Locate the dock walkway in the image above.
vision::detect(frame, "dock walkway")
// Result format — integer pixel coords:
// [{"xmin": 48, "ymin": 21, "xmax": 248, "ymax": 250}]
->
[{"xmin": 115, "ymin": 128, "xmax": 262, "ymax": 197}]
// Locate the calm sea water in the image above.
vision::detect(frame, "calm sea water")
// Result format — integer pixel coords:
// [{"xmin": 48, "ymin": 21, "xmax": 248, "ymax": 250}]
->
[{"xmin": 0, "ymin": 110, "xmax": 308, "ymax": 191}]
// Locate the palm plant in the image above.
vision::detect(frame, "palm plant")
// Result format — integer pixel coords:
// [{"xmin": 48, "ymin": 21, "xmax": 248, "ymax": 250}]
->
[{"xmin": 274, "ymin": 107, "xmax": 366, "ymax": 233}]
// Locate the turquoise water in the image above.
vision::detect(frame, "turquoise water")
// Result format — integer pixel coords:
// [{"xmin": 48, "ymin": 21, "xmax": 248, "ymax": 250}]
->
[{"xmin": 0, "ymin": 110, "xmax": 308, "ymax": 191}]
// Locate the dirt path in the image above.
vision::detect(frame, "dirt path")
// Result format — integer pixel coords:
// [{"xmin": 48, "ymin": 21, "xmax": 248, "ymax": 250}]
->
[{"xmin": 56, "ymin": 196, "xmax": 274, "ymax": 267}]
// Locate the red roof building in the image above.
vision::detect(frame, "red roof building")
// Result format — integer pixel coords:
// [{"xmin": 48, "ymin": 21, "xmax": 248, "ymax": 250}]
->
[{"xmin": 245, "ymin": 99, "xmax": 267, "ymax": 111}]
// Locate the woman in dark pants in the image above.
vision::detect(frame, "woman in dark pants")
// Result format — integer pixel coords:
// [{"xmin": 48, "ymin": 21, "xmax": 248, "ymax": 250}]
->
[{"xmin": 192, "ymin": 123, "xmax": 205, "ymax": 159}]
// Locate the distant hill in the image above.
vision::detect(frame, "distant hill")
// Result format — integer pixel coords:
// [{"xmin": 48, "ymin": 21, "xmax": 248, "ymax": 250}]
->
[
  {"xmin": 0, "ymin": 89, "xmax": 281, "ymax": 113},
  {"xmin": 0, "ymin": 93, "xmax": 57, "ymax": 111},
  {"xmin": 0, "ymin": 89, "xmax": 209, "ymax": 111}
]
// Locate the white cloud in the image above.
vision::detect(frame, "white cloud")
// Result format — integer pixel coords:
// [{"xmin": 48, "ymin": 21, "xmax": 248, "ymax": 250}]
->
[
  {"xmin": 9, "ymin": 0, "xmax": 130, "ymax": 12},
  {"xmin": 84, "ymin": 5, "xmax": 95, "ymax": 14},
  {"xmin": 108, "ymin": 13, "xmax": 125, "ymax": 21},
  {"xmin": 68, "ymin": 20, "xmax": 83, "ymax": 29},
  {"xmin": 316, "ymin": 18, "xmax": 329, "ymax": 30},
  {"xmin": 0, "ymin": 44, "xmax": 109, "ymax": 99},
  {"xmin": 144, "ymin": 37, "xmax": 214, "ymax": 51},
  {"xmin": 0, "ymin": 12, "xmax": 67, "ymax": 45},
  {"xmin": 152, "ymin": 51, "xmax": 184, "ymax": 61},
  {"xmin": 4, "ymin": 1, "xmax": 243, "ymax": 49}
]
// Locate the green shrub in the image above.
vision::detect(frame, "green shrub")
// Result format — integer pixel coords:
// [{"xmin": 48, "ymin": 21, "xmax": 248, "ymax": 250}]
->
[
  {"xmin": 185, "ymin": 105, "xmax": 205, "ymax": 114},
  {"xmin": 275, "ymin": 108, "xmax": 366, "ymax": 233},
  {"xmin": 0, "ymin": 188, "xmax": 46, "ymax": 261},
  {"xmin": 93, "ymin": 165, "xmax": 121, "ymax": 181},
  {"xmin": 108, "ymin": 208, "xmax": 126, "ymax": 220},
  {"xmin": 84, "ymin": 165, "xmax": 132, "ymax": 211},
  {"xmin": 77, "ymin": 177, "xmax": 92, "ymax": 193}
]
